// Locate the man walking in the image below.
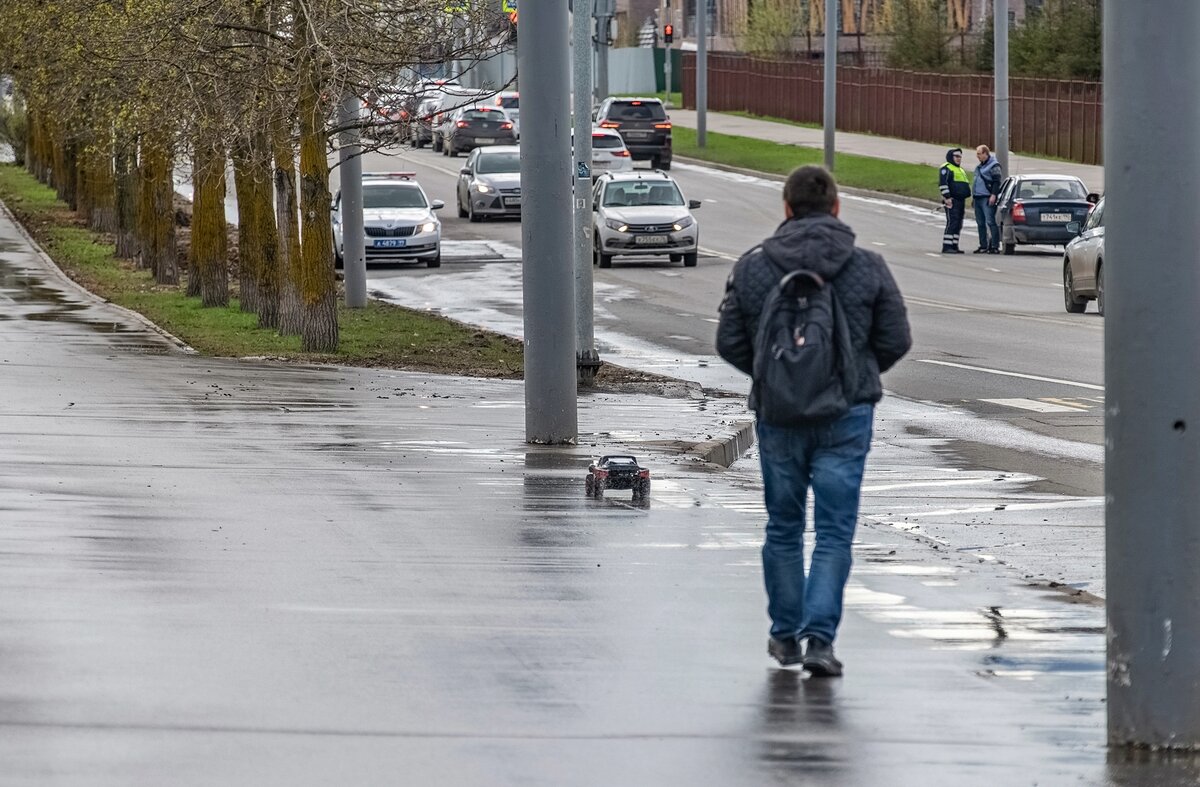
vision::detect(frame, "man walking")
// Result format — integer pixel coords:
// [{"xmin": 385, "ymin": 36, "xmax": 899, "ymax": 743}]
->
[
  {"xmin": 972, "ymin": 145, "xmax": 1003, "ymax": 253},
  {"xmin": 716, "ymin": 166, "xmax": 912, "ymax": 676},
  {"xmin": 938, "ymin": 148, "xmax": 971, "ymax": 253}
]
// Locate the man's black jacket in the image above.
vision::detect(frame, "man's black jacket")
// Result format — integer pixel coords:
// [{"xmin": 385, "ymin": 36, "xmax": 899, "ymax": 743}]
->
[{"xmin": 716, "ymin": 213, "xmax": 912, "ymax": 407}]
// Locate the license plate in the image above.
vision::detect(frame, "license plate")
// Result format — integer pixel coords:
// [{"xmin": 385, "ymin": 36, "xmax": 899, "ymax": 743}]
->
[
  {"xmin": 1042, "ymin": 212, "xmax": 1072, "ymax": 222},
  {"xmin": 374, "ymin": 238, "xmax": 406, "ymax": 248},
  {"xmin": 503, "ymin": 197, "xmax": 521, "ymax": 206},
  {"xmin": 634, "ymin": 235, "xmax": 668, "ymax": 245},
  {"xmin": 476, "ymin": 137, "xmax": 495, "ymax": 144},
  {"xmin": 624, "ymin": 131, "xmax": 650, "ymax": 139}
]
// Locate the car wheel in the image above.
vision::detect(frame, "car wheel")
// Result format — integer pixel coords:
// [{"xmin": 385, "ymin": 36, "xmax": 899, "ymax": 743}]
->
[
  {"xmin": 448, "ymin": 143, "xmax": 458, "ymax": 158},
  {"xmin": 1063, "ymin": 261, "xmax": 1087, "ymax": 313},
  {"xmin": 659, "ymin": 160, "xmax": 671, "ymax": 171},
  {"xmin": 457, "ymin": 196, "xmax": 468, "ymax": 218},
  {"xmin": 585, "ymin": 475, "xmax": 594, "ymax": 496},
  {"xmin": 468, "ymin": 200, "xmax": 481, "ymax": 223},
  {"xmin": 426, "ymin": 252, "xmax": 441, "ymax": 269},
  {"xmin": 651, "ymin": 155, "xmax": 662, "ymax": 170},
  {"xmin": 669, "ymin": 254, "xmax": 682, "ymax": 263},
  {"xmin": 334, "ymin": 244, "xmax": 344, "ymax": 270},
  {"xmin": 682, "ymin": 252, "xmax": 698, "ymax": 267},
  {"xmin": 1003, "ymin": 242, "xmax": 1016, "ymax": 255},
  {"xmin": 593, "ymin": 478, "xmax": 605, "ymax": 498},
  {"xmin": 1096, "ymin": 263, "xmax": 1105, "ymax": 316},
  {"xmin": 433, "ymin": 134, "xmax": 442, "ymax": 153},
  {"xmin": 598, "ymin": 253, "xmax": 613, "ymax": 269}
]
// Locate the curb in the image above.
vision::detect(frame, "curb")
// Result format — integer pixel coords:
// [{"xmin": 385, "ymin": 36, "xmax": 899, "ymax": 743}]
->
[
  {"xmin": 673, "ymin": 155, "xmax": 943, "ymax": 212},
  {"xmin": 0, "ymin": 199, "xmax": 197, "ymax": 355},
  {"xmin": 684, "ymin": 418, "xmax": 756, "ymax": 468}
]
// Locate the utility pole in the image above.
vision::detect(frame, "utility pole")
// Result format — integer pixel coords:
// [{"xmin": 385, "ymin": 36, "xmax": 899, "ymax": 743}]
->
[
  {"xmin": 1106, "ymin": 0, "xmax": 1200, "ymax": 750},
  {"xmin": 696, "ymin": 0, "xmax": 707, "ymax": 147},
  {"xmin": 994, "ymin": 0, "xmax": 1009, "ymax": 176},
  {"xmin": 520, "ymin": 0, "xmax": 578, "ymax": 443},
  {"xmin": 337, "ymin": 93, "xmax": 366, "ymax": 308},
  {"xmin": 823, "ymin": 0, "xmax": 837, "ymax": 171},
  {"xmin": 595, "ymin": 0, "xmax": 614, "ymax": 103},
  {"xmin": 573, "ymin": 0, "xmax": 600, "ymax": 386}
]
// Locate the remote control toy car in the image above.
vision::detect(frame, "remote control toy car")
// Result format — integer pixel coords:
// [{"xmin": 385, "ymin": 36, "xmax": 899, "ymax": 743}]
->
[{"xmin": 585, "ymin": 455, "xmax": 651, "ymax": 500}]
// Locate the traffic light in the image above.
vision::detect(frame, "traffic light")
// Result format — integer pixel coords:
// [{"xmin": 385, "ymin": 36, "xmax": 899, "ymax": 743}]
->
[{"xmin": 663, "ymin": 23, "xmax": 673, "ymax": 44}]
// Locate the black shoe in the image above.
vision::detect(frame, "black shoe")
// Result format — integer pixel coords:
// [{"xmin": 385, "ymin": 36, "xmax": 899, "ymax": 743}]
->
[
  {"xmin": 768, "ymin": 635, "xmax": 803, "ymax": 666},
  {"xmin": 972, "ymin": 247, "xmax": 987, "ymax": 254},
  {"xmin": 946, "ymin": 248, "xmax": 965, "ymax": 255},
  {"xmin": 987, "ymin": 248, "xmax": 1000, "ymax": 254},
  {"xmin": 801, "ymin": 637, "xmax": 843, "ymax": 677}
]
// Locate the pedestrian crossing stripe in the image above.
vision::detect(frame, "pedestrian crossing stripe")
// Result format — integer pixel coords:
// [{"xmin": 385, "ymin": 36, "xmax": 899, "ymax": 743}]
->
[{"xmin": 981, "ymin": 397, "xmax": 1096, "ymax": 413}]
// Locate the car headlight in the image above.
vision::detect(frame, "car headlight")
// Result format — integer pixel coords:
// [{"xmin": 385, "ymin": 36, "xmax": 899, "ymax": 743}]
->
[
  {"xmin": 673, "ymin": 216, "xmax": 695, "ymax": 231},
  {"xmin": 605, "ymin": 218, "xmax": 628, "ymax": 232},
  {"xmin": 420, "ymin": 221, "xmax": 438, "ymax": 233},
  {"xmin": 474, "ymin": 182, "xmax": 492, "ymax": 194}
]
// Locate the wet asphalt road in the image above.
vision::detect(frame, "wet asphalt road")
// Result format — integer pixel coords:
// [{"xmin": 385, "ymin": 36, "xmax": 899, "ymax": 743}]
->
[{"xmin": 0, "ymin": 203, "xmax": 1192, "ymax": 784}]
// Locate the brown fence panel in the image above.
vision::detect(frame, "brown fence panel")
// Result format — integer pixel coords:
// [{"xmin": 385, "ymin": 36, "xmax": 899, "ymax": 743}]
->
[{"xmin": 678, "ymin": 53, "xmax": 1103, "ymax": 165}]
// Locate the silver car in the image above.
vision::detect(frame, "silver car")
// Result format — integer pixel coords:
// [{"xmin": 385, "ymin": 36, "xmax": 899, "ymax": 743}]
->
[
  {"xmin": 591, "ymin": 170, "xmax": 701, "ymax": 268},
  {"xmin": 1063, "ymin": 195, "xmax": 1105, "ymax": 314},
  {"xmin": 332, "ymin": 173, "xmax": 444, "ymax": 268},
  {"xmin": 456, "ymin": 146, "xmax": 522, "ymax": 222}
]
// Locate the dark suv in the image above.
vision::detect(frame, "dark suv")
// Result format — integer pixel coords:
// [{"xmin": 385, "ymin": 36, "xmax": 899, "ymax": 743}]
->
[{"xmin": 594, "ymin": 97, "xmax": 672, "ymax": 170}]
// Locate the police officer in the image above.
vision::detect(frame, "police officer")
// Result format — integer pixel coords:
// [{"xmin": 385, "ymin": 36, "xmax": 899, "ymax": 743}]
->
[{"xmin": 938, "ymin": 148, "xmax": 971, "ymax": 254}]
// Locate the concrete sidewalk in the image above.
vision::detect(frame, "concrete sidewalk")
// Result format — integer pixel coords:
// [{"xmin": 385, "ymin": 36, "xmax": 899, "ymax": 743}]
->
[
  {"xmin": 668, "ymin": 108, "xmax": 1106, "ymax": 194},
  {"xmin": 0, "ymin": 191, "xmax": 1188, "ymax": 784}
]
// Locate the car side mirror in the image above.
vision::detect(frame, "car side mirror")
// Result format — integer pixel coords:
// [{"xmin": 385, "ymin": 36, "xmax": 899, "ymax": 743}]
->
[
  {"xmin": 1086, "ymin": 192, "xmax": 1100, "ymax": 205},
  {"xmin": 688, "ymin": 199, "xmax": 702, "ymax": 209},
  {"xmin": 431, "ymin": 200, "xmax": 445, "ymax": 210},
  {"xmin": 1066, "ymin": 221, "xmax": 1082, "ymax": 236},
  {"xmin": 592, "ymin": 201, "xmax": 599, "ymax": 211},
  {"xmin": 460, "ymin": 167, "xmax": 471, "ymax": 175}
]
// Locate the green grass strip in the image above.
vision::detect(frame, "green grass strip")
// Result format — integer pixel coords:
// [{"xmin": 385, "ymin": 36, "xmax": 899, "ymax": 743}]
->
[
  {"xmin": 0, "ymin": 163, "xmax": 525, "ymax": 377},
  {"xmin": 671, "ymin": 127, "xmax": 938, "ymax": 202}
]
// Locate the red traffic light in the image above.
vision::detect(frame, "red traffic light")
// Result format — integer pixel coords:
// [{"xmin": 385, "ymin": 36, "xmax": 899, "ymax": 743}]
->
[{"xmin": 663, "ymin": 23, "xmax": 673, "ymax": 43}]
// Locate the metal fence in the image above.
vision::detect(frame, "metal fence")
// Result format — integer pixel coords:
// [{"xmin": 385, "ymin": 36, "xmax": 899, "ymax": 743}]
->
[{"xmin": 681, "ymin": 53, "xmax": 1103, "ymax": 165}]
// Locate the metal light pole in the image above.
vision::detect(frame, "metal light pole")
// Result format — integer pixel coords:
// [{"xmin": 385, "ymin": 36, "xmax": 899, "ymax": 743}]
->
[
  {"xmin": 993, "ymin": 0, "xmax": 1009, "ymax": 176},
  {"xmin": 338, "ymin": 94, "xmax": 366, "ymax": 308},
  {"xmin": 696, "ymin": 0, "xmax": 707, "ymax": 147},
  {"xmin": 573, "ymin": 0, "xmax": 600, "ymax": 386},
  {"xmin": 1106, "ymin": 0, "xmax": 1200, "ymax": 750},
  {"xmin": 520, "ymin": 0, "xmax": 578, "ymax": 443},
  {"xmin": 663, "ymin": 6, "xmax": 673, "ymax": 107},
  {"xmin": 595, "ymin": 0, "xmax": 614, "ymax": 102},
  {"xmin": 823, "ymin": 0, "xmax": 837, "ymax": 171}
]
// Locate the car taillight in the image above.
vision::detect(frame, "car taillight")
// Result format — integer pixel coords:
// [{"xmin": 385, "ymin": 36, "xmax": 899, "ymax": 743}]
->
[
  {"xmin": 501, "ymin": 122, "xmax": 513, "ymax": 130},
  {"xmin": 638, "ymin": 469, "xmax": 649, "ymax": 478},
  {"xmin": 614, "ymin": 150, "xmax": 630, "ymax": 157},
  {"xmin": 594, "ymin": 469, "xmax": 608, "ymax": 478},
  {"xmin": 456, "ymin": 120, "xmax": 469, "ymax": 128},
  {"xmin": 654, "ymin": 122, "xmax": 672, "ymax": 129},
  {"xmin": 599, "ymin": 121, "xmax": 620, "ymax": 129},
  {"xmin": 1012, "ymin": 201, "xmax": 1026, "ymax": 223},
  {"xmin": 400, "ymin": 110, "xmax": 409, "ymax": 119}
]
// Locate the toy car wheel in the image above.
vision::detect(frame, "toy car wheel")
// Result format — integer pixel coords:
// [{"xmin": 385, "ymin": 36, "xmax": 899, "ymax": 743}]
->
[
  {"xmin": 593, "ymin": 478, "xmax": 605, "ymax": 498},
  {"xmin": 638, "ymin": 479, "xmax": 651, "ymax": 498},
  {"xmin": 585, "ymin": 475, "xmax": 594, "ymax": 495}
]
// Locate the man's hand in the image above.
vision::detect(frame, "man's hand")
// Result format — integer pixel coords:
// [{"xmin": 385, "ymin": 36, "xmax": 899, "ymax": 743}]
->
[
  {"xmin": 988, "ymin": 195, "xmax": 996, "ymax": 206},
  {"xmin": 944, "ymin": 199, "xmax": 953, "ymax": 208}
]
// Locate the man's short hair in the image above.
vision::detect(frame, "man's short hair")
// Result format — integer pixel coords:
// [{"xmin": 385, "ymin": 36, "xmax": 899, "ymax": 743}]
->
[
  {"xmin": 783, "ymin": 166, "xmax": 838, "ymax": 219},
  {"xmin": 976, "ymin": 144, "xmax": 991, "ymax": 155}
]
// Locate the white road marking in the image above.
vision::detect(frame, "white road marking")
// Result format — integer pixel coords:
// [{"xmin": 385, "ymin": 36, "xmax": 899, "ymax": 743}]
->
[
  {"xmin": 700, "ymin": 246, "xmax": 740, "ymax": 261},
  {"xmin": 871, "ymin": 241, "xmax": 888, "ymax": 247},
  {"xmin": 925, "ymin": 252, "xmax": 943, "ymax": 258},
  {"xmin": 861, "ymin": 478, "xmax": 998, "ymax": 492},
  {"xmin": 667, "ymin": 335, "xmax": 696, "ymax": 342},
  {"xmin": 981, "ymin": 398, "xmax": 1088, "ymax": 413},
  {"xmin": 702, "ymin": 318, "xmax": 719, "ymax": 324},
  {"xmin": 918, "ymin": 359, "xmax": 1104, "ymax": 391}
]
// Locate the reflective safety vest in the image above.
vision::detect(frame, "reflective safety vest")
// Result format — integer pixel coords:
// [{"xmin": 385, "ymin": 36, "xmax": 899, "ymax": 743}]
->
[{"xmin": 939, "ymin": 163, "xmax": 971, "ymax": 199}]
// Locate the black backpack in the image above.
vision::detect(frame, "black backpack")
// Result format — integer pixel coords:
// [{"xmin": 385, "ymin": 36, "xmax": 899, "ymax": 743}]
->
[{"xmin": 750, "ymin": 266, "xmax": 857, "ymax": 425}]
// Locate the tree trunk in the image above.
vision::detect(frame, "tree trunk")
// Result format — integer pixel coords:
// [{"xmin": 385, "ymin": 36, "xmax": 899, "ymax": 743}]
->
[
  {"xmin": 190, "ymin": 138, "xmax": 230, "ymax": 307},
  {"xmin": 88, "ymin": 145, "xmax": 117, "ymax": 234},
  {"xmin": 232, "ymin": 140, "xmax": 260, "ymax": 314},
  {"xmin": 233, "ymin": 133, "xmax": 281, "ymax": 327},
  {"xmin": 273, "ymin": 124, "xmax": 304, "ymax": 337},
  {"xmin": 114, "ymin": 138, "xmax": 137, "ymax": 258},
  {"xmin": 294, "ymin": 10, "xmax": 338, "ymax": 352},
  {"xmin": 137, "ymin": 138, "xmax": 178, "ymax": 283}
]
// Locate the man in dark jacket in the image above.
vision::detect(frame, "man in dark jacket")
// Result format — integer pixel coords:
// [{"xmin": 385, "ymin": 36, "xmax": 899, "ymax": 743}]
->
[
  {"xmin": 716, "ymin": 166, "xmax": 911, "ymax": 676},
  {"xmin": 972, "ymin": 144, "xmax": 1003, "ymax": 253},
  {"xmin": 938, "ymin": 148, "xmax": 971, "ymax": 253}
]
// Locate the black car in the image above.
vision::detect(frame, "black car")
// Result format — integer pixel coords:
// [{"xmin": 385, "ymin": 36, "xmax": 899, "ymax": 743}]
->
[
  {"xmin": 995, "ymin": 174, "xmax": 1097, "ymax": 255},
  {"xmin": 594, "ymin": 97, "xmax": 672, "ymax": 170},
  {"xmin": 585, "ymin": 455, "xmax": 650, "ymax": 500},
  {"xmin": 440, "ymin": 106, "xmax": 516, "ymax": 158}
]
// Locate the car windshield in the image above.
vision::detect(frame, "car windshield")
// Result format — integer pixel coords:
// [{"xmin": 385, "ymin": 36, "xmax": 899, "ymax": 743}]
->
[
  {"xmin": 497, "ymin": 96, "xmax": 519, "ymax": 109},
  {"xmin": 602, "ymin": 181, "xmax": 684, "ymax": 207},
  {"xmin": 476, "ymin": 151, "xmax": 521, "ymax": 174},
  {"xmin": 604, "ymin": 457, "xmax": 636, "ymax": 465},
  {"xmin": 592, "ymin": 134, "xmax": 624, "ymax": 149},
  {"xmin": 1016, "ymin": 179, "xmax": 1087, "ymax": 200},
  {"xmin": 363, "ymin": 184, "xmax": 427, "ymax": 209},
  {"xmin": 608, "ymin": 101, "xmax": 667, "ymax": 121}
]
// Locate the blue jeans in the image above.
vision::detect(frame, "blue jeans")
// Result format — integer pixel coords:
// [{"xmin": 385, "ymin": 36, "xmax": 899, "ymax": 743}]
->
[
  {"xmin": 974, "ymin": 197, "xmax": 999, "ymax": 250},
  {"xmin": 757, "ymin": 404, "xmax": 874, "ymax": 644}
]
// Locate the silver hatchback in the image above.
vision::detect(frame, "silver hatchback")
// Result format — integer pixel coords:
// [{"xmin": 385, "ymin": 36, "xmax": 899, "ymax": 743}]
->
[
  {"xmin": 591, "ymin": 171, "xmax": 701, "ymax": 268},
  {"xmin": 1063, "ymin": 196, "xmax": 1105, "ymax": 314}
]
